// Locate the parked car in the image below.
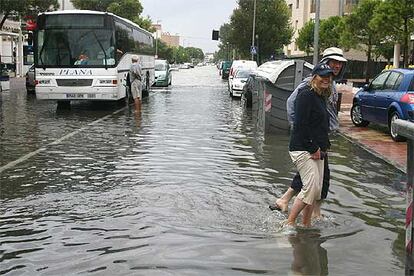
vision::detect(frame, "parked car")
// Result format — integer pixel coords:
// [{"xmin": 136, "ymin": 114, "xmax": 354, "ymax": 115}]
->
[
  {"xmin": 154, "ymin": 59, "xmax": 172, "ymax": 87},
  {"xmin": 228, "ymin": 60, "xmax": 257, "ymax": 91},
  {"xmin": 230, "ymin": 69, "xmax": 254, "ymax": 97},
  {"xmin": 350, "ymin": 68, "xmax": 414, "ymax": 141},
  {"xmin": 25, "ymin": 64, "xmax": 35, "ymax": 93},
  {"xmin": 220, "ymin": 60, "xmax": 232, "ymax": 80}
]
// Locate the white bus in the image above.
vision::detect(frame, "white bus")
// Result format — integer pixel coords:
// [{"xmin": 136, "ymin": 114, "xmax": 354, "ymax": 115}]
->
[{"xmin": 34, "ymin": 10, "xmax": 155, "ymax": 106}]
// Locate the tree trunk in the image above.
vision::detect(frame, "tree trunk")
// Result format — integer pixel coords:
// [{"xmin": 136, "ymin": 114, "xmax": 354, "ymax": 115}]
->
[
  {"xmin": 0, "ymin": 12, "xmax": 10, "ymax": 30},
  {"xmin": 365, "ymin": 43, "xmax": 372, "ymax": 83},
  {"xmin": 403, "ymin": 17, "xmax": 409, "ymax": 68}
]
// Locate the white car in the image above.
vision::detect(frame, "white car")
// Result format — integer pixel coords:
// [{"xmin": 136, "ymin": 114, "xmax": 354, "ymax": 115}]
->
[
  {"xmin": 228, "ymin": 60, "xmax": 257, "ymax": 92},
  {"xmin": 230, "ymin": 69, "xmax": 253, "ymax": 97}
]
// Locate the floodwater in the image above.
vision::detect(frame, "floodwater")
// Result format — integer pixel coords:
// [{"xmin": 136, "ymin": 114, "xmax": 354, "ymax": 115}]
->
[{"xmin": 0, "ymin": 66, "xmax": 407, "ymax": 275}]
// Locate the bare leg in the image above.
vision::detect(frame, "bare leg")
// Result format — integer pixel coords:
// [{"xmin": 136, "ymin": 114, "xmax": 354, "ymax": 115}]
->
[
  {"xmin": 287, "ymin": 197, "xmax": 307, "ymax": 225},
  {"xmin": 134, "ymin": 98, "xmax": 141, "ymax": 113},
  {"xmin": 275, "ymin": 188, "xmax": 297, "ymax": 212},
  {"xmin": 302, "ymin": 204, "xmax": 314, "ymax": 227}
]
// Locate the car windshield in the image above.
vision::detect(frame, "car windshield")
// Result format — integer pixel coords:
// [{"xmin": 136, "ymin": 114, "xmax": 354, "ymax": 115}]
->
[
  {"xmin": 235, "ymin": 70, "xmax": 251, "ymax": 78},
  {"xmin": 155, "ymin": 63, "xmax": 167, "ymax": 71}
]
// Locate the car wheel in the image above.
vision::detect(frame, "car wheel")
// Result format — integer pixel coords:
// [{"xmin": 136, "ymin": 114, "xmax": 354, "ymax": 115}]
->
[
  {"xmin": 389, "ymin": 112, "xmax": 406, "ymax": 142},
  {"xmin": 350, "ymin": 104, "xmax": 369, "ymax": 127}
]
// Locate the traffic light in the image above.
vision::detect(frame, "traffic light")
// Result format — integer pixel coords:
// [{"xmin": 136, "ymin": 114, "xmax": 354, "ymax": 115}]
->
[{"xmin": 212, "ymin": 30, "xmax": 219, "ymax": 41}]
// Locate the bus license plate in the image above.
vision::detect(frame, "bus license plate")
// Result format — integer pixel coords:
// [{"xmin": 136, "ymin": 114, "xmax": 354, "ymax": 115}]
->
[{"xmin": 66, "ymin": 93, "xmax": 85, "ymax": 99}]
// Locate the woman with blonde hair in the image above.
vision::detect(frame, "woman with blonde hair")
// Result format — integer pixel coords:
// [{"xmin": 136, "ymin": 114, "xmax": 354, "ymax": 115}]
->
[{"xmin": 285, "ymin": 63, "xmax": 333, "ymax": 227}]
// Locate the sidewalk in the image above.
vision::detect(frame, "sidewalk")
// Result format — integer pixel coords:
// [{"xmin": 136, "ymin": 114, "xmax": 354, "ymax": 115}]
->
[{"xmin": 337, "ymin": 85, "xmax": 407, "ymax": 173}]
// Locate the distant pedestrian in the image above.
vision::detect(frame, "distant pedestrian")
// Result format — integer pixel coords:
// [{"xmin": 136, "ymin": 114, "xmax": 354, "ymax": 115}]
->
[
  {"xmin": 129, "ymin": 55, "xmax": 143, "ymax": 113},
  {"xmin": 285, "ymin": 63, "xmax": 334, "ymax": 227}
]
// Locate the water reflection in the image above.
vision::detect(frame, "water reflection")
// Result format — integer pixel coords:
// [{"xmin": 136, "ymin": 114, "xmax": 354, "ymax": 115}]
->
[{"xmin": 288, "ymin": 229, "xmax": 328, "ymax": 276}]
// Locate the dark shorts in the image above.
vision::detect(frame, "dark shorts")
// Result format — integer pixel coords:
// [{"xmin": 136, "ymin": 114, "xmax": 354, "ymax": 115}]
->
[{"xmin": 290, "ymin": 154, "xmax": 330, "ymax": 199}]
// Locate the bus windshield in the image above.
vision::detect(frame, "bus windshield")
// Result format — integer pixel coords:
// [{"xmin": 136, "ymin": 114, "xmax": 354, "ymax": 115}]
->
[{"xmin": 37, "ymin": 28, "xmax": 115, "ymax": 67}]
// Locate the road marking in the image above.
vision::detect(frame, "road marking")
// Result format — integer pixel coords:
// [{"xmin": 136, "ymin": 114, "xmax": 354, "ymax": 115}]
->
[{"xmin": 0, "ymin": 107, "xmax": 127, "ymax": 174}]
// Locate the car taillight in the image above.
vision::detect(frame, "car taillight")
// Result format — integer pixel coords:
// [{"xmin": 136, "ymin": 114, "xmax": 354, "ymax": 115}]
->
[
  {"xmin": 400, "ymin": 94, "xmax": 414, "ymax": 104},
  {"xmin": 35, "ymin": 80, "xmax": 39, "ymax": 85}
]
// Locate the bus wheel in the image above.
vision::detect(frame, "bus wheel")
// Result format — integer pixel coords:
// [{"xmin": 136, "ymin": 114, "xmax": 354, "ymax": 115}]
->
[{"xmin": 57, "ymin": 100, "xmax": 71, "ymax": 109}]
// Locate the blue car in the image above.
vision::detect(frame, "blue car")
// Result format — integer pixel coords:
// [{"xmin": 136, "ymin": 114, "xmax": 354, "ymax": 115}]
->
[{"xmin": 350, "ymin": 68, "xmax": 414, "ymax": 141}]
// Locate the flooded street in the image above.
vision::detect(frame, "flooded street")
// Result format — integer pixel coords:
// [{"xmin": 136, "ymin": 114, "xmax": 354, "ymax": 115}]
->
[{"xmin": 0, "ymin": 66, "xmax": 407, "ymax": 275}]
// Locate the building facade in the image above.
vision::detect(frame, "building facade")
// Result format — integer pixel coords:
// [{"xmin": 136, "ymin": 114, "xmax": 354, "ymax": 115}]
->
[
  {"xmin": 152, "ymin": 24, "xmax": 181, "ymax": 48},
  {"xmin": 284, "ymin": 0, "xmax": 359, "ymax": 57}
]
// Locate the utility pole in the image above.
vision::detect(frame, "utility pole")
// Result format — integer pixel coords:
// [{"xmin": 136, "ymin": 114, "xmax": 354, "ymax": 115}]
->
[
  {"xmin": 339, "ymin": 0, "xmax": 344, "ymax": 16},
  {"xmin": 251, "ymin": 0, "xmax": 257, "ymax": 61},
  {"xmin": 313, "ymin": 0, "xmax": 320, "ymax": 65}
]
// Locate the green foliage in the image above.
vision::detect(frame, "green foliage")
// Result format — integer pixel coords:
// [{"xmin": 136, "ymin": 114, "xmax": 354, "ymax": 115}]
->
[
  {"xmin": 228, "ymin": 0, "xmax": 293, "ymax": 59},
  {"xmin": 319, "ymin": 16, "xmax": 344, "ymax": 51},
  {"xmin": 0, "ymin": 0, "xmax": 59, "ymax": 28},
  {"xmin": 72, "ymin": 0, "xmax": 153, "ymax": 32},
  {"xmin": 107, "ymin": 0, "xmax": 143, "ymax": 21},
  {"xmin": 296, "ymin": 20, "xmax": 314, "ymax": 56},
  {"xmin": 70, "ymin": 0, "xmax": 112, "ymax": 11},
  {"xmin": 156, "ymin": 39, "xmax": 174, "ymax": 63},
  {"xmin": 341, "ymin": 0, "xmax": 383, "ymax": 81},
  {"xmin": 373, "ymin": 41, "xmax": 394, "ymax": 62},
  {"xmin": 370, "ymin": 0, "xmax": 414, "ymax": 66}
]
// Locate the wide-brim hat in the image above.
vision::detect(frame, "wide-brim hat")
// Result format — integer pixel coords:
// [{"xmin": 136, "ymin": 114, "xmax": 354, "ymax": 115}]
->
[
  {"xmin": 312, "ymin": 63, "xmax": 334, "ymax": 77},
  {"xmin": 320, "ymin": 47, "xmax": 347, "ymax": 62}
]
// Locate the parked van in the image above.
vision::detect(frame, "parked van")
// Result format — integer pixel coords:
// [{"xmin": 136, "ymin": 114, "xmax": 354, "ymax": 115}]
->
[
  {"xmin": 154, "ymin": 59, "xmax": 172, "ymax": 87},
  {"xmin": 228, "ymin": 60, "xmax": 257, "ymax": 91}
]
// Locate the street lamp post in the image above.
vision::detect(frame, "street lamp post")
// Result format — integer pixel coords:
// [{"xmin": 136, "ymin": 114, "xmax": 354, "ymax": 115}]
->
[
  {"xmin": 155, "ymin": 20, "xmax": 161, "ymax": 59},
  {"xmin": 251, "ymin": 0, "xmax": 257, "ymax": 61},
  {"xmin": 313, "ymin": 0, "xmax": 320, "ymax": 65}
]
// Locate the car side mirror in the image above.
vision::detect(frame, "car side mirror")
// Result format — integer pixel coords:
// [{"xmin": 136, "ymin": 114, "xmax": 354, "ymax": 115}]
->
[{"xmin": 362, "ymin": 84, "xmax": 369, "ymax": 91}]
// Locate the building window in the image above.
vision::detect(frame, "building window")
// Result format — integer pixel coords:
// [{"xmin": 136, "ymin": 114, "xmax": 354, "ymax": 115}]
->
[
  {"xmin": 288, "ymin": 3, "xmax": 292, "ymax": 16},
  {"xmin": 296, "ymin": 0, "xmax": 299, "ymax": 9},
  {"xmin": 295, "ymin": 20, "xmax": 298, "ymax": 31}
]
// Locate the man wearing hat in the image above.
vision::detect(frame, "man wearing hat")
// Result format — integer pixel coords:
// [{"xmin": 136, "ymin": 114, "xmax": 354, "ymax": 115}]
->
[
  {"xmin": 270, "ymin": 47, "xmax": 347, "ymax": 219},
  {"xmin": 285, "ymin": 62, "xmax": 334, "ymax": 227},
  {"xmin": 129, "ymin": 55, "xmax": 143, "ymax": 113}
]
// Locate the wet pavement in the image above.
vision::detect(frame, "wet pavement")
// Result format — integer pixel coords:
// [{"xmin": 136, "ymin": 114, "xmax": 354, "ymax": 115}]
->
[{"xmin": 0, "ymin": 68, "xmax": 408, "ymax": 275}]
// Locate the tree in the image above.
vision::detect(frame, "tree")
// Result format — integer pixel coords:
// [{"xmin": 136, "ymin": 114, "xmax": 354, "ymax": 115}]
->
[
  {"xmin": 296, "ymin": 20, "xmax": 314, "ymax": 56},
  {"xmin": 185, "ymin": 47, "xmax": 204, "ymax": 61},
  {"xmin": 319, "ymin": 16, "xmax": 344, "ymax": 51},
  {"xmin": 370, "ymin": 0, "xmax": 414, "ymax": 67},
  {"xmin": 228, "ymin": 0, "xmax": 293, "ymax": 60},
  {"xmin": 0, "ymin": 0, "xmax": 59, "ymax": 29},
  {"xmin": 156, "ymin": 39, "xmax": 174, "ymax": 63},
  {"xmin": 373, "ymin": 41, "xmax": 394, "ymax": 64},
  {"xmin": 341, "ymin": 0, "xmax": 383, "ymax": 82},
  {"xmin": 172, "ymin": 46, "xmax": 189, "ymax": 64},
  {"xmin": 71, "ymin": 0, "xmax": 153, "ymax": 32}
]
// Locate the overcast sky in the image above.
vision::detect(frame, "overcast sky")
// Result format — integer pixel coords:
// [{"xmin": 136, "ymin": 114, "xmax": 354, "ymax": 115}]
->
[{"xmin": 140, "ymin": 0, "xmax": 238, "ymax": 53}]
